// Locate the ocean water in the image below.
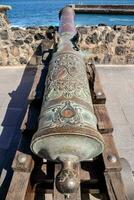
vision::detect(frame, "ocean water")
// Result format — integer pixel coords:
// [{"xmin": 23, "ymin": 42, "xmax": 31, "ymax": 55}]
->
[{"xmin": 1, "ymin": 0, "xmax": 134, "ymax": 27}]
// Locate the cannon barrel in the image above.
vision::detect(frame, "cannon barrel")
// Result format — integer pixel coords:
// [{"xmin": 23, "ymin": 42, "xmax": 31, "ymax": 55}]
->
[{"xmin": 31, "ymin": 7, "xmax": 104, "ymax": 196}]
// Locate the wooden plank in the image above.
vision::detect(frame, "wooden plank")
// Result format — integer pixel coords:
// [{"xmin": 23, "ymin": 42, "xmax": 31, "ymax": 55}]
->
[
  {"xmin": 102, "ymin": 134, "xmax": 121, "ymax": 171},
  {"xmin": 28, "ymin": 40, "xmax": 54, "ymax": 103},
  {"xmin": 12, "ymin": 151, "xmax": 34, "ymax": 172},
  {"xmin": 24, "ymin": 181, "xmax": 35, "ymax": 200},
  {"xmin": 93, "ymin": 72, "xmax": 106, "ymax": 104},
  {"xmin": 104, "ymin": 171, "xmax": 128, "ymax": 200},
  {"xmin": 94, "ymin": 104, "xmax": 113, "ymax": 134},
  {"xmin": 6, "ymin": 171, "xmax": 31, "ymax": 200},
  {"xmin": 28, "ymin": 66, "xmax": 44, "ymax": 103},
  {"xmin": 53, "ymin": 164, "xmax": 81, "ymax": 200}
]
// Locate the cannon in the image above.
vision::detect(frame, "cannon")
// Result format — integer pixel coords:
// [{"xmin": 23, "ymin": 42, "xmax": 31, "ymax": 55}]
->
[{"xmin": 30, "ymin": 7, "xmax": 104, "ymax": 196}]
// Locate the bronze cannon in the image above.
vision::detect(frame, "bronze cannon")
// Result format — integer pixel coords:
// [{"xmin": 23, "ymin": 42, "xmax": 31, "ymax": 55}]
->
[{"xmin": 31, "ymin": 6, "xmax": 104, "ymax": 196}]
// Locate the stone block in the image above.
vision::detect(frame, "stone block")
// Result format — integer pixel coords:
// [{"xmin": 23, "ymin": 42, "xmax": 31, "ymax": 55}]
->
[
  {"xmin": 0, "ymin": 48, "xmax": 9, "ymax": 65},
  {"xmin": 115, "ymin": 46, "xmax": 126, "ymax": 55},
  {"xmin": 10, "ymin": 46, "xmax": 20, "ymax": 57},
  {"xmin": 0, "ymin": 29, "xmax": 8, "ymax": 40}
]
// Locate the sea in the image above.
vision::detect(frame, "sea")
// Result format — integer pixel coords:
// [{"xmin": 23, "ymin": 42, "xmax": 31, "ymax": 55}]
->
[{"xmin": 1, "ymin": 0, "xmax": 134, "ymax": 27}]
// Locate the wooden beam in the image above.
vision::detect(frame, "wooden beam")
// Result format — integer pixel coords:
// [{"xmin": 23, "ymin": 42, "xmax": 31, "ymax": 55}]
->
[
  {"xmin": 104, "ymin": 171, "xmax": 128, "ymax": 200},
  {"xmin": 94, "ymin": 104, "xmax": 113, "ymax": 134},
  {"xmin": 6, "ymin": 171, "xmax": 31, "ymax": 200}
]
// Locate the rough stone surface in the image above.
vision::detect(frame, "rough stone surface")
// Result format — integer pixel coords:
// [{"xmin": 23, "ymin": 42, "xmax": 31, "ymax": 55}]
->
[
  {"xmin": 115, "ymin": 46, "xmax": 126, "ymax": 55},
  {"xmin": 0, "ymin": 29, "xmax": 8, "ymax": 40},
  {"xmin": 0, "ymin": 11, "xmax": 134, "ymax": 66},
  {"xmin": 105, "ymin": 32, "xmax": 115, "ymax": 43},
  {"xmin": 10, "ymin": 46, "xmax": 20, "ymax": 57},
  {"xmin": 103, "ymin": 54, "xmax": 112, "ymax": 64},
  {"xmin": 127, "ymin": 26, "xmax": 134, "ymax": 34},
  {"xmin": 34, "ymin": 33, "xmax": 45, "ymax": 40},
  {"xmin": 85, "ymin": 32, "xmax": 99, "ymax": 44}
]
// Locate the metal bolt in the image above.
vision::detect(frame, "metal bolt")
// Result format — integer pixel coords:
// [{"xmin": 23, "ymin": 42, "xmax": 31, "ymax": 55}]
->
[
  {"xmin": 97, "ymin": 91, "xmax": 102, "ymax": 96},
  {"xmin": 17, "ymin": 154, "xmax": 27, "ymax": 164},
  {"xmin": 107, "ymin": 154, "xmax": 117, "ymax": 163}
]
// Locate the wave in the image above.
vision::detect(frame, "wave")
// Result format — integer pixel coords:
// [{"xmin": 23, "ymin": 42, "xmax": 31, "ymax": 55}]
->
[{"xmin": 110, "ymin": 18, "xmax": 134, "ymax": 22}]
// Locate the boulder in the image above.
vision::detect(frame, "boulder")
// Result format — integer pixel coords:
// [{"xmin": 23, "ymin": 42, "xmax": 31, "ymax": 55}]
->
[
  {"xmin": 24, "ymin": 36, "xmax": 33, "ymax": 44},
  {"xmin": 10, "ymin": 46, "xmax": 20, "ymax": 57},
  {"xmin": 103, "ymin": 54, "xmax": 112, "ymax": 64},
  {"xmin": 105, "ymin": 32, "xmax": 115, "ymax": 43},
  {"xmin": 126, "ymin": 54, "xmax": 134, "ymax": 64},
  {"xmin": 127, "ymin": 26, "xmax": 134, "ymax": 34},
  {"xmin": 0, "ymin": 29, "xmax": 8, "ymax": 40},
  {"xmin": 115, "ymin": 46, "xmax": 126, "ymax": 55},
  {"xmin": 34, "ymin": 33, "xmax": 45, "ymax": 40},
  {"xmin": 20, "ymin": 57, "xmax": 27, "ymax": 64},
  {"xmin": 85, "ymin": 32, "xmax": 99, "ymax": 44}
]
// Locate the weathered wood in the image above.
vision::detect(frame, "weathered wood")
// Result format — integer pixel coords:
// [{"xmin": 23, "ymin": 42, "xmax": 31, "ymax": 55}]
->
[
  {"xmin": 6, "ymin": 171, "xmax": 31, "ymax": 200},
  {"xmin": 104, "ymin": 171, "xmax": 128, "ymax": 200},
  {"xmin": 94, "ymin": 104, "xmax": 113, "ymax": 134},
  {"xmin": 24, "ymin": 182, "xmax": 35, "ymax": 200},
  {"xmin": 102, "ymin": 134, "xmax": 121, "ymax": 171},
  {"xmin": 28, "ymin": 66, "xmax": 44, "ymax": 103},
  {"xmin": 93, "ymin": 72, "xmax": 106, "ymax": 104},
  {"xmin": 12, "ymin": 151, "xmax": 34, "ymax": 172}
]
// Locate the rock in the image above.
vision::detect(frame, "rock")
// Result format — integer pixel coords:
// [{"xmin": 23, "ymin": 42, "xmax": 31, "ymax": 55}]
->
[
  {"xmin": 98, "ymin": 23, "xmax": 107, "ymax": 26},
  {"xmin": 127, "ymin": 26, "xmax": 134, "ymax": 34},
  {"xmin": 34, "ymin": 33, "xmax": 45, "ymax": 40},
  {"xmin": 85, "ymin": 33, "xmax": 99, "ymax": 44},
  {"xmin": 39, "ymin": 26, "xmax": 47, "ymax": 31},
  {"xmin": 78, "ymin": 27, "xmax": 88, "ymax": 34},
  {"xmin": 0, "ymin": 29, "xmax": 8, "ymax": 40},
  {"xmin": 1, "ymin": 48, "xmax": 9, "ymax": 65},
  {"xmin": 11, "ymin": 27, "xmax": 20, "ymax": 31},
  {"xmin": 132, "ymin": 35, "xmax": 134, "ymax": 40},
  {"xmin": 13, "ymin": 39, "xmax": 24, "ymax": 46},
  {"xmin": 126, "ymin": 54, "xmax": 134, "ymax": 64},
  {"xmin": 93, "ymin": 44, "xmax": 107, "ymax": 54},
  {"xmin": 103, "ymin": 54, "xmax": 112, "ymax": 64},
  {"xmin": 20, "ymin": 57, "xmax": 27, "ymax": 64},
  {"xmin": 113, "ymin": 25, "xmax": 122, "ymax": 31},
  {"xmin": 13, "ymin": 29, "xmax": 27, "ymax": 39},
  {"xmin": 91, "ymin": 26, "xmax": 98, "ymax": 31},
  {"xmin": 24, "ymin": 36, "xmax": 33, "ymax": 44},
  {"xmin": 115, "ymin": 46, "xmax": 126, "ymax": 56},
  {"xmin": 105, "ymin": 32, "xmax": 115, "ymax": 43},
  {"xmin": 99, "ymin": 30, "xmax": 107, "ymax": 41},
  {"xmin": 26, "ymin": 26, "xmax": 38, "ymax": 30},
  {"xmin": 117, "ymin": 35, "xmax": 126, "ymax": 44},
  {"xmin": 10, "ymin": 46, "xmax": 20, "ymax": 57},
  {"xmin": 94, "ymin": 56, "xmax": 101, "ymax": 64}
]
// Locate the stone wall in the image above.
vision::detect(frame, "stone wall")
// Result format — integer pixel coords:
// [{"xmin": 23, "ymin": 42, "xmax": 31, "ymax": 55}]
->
[
  {"xmin": 0, "ymin": 8, "xmax": 134, "ymax": 66},
  {"xmin": 78, "ymin": 26, "xmax": 134, "ymax": 64}
]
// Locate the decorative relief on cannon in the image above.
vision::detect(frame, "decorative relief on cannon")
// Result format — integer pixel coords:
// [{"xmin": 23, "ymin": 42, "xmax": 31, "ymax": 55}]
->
[{"xmin": 31, "ymin": 6, "xmax": 104, "ymax": 196}]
